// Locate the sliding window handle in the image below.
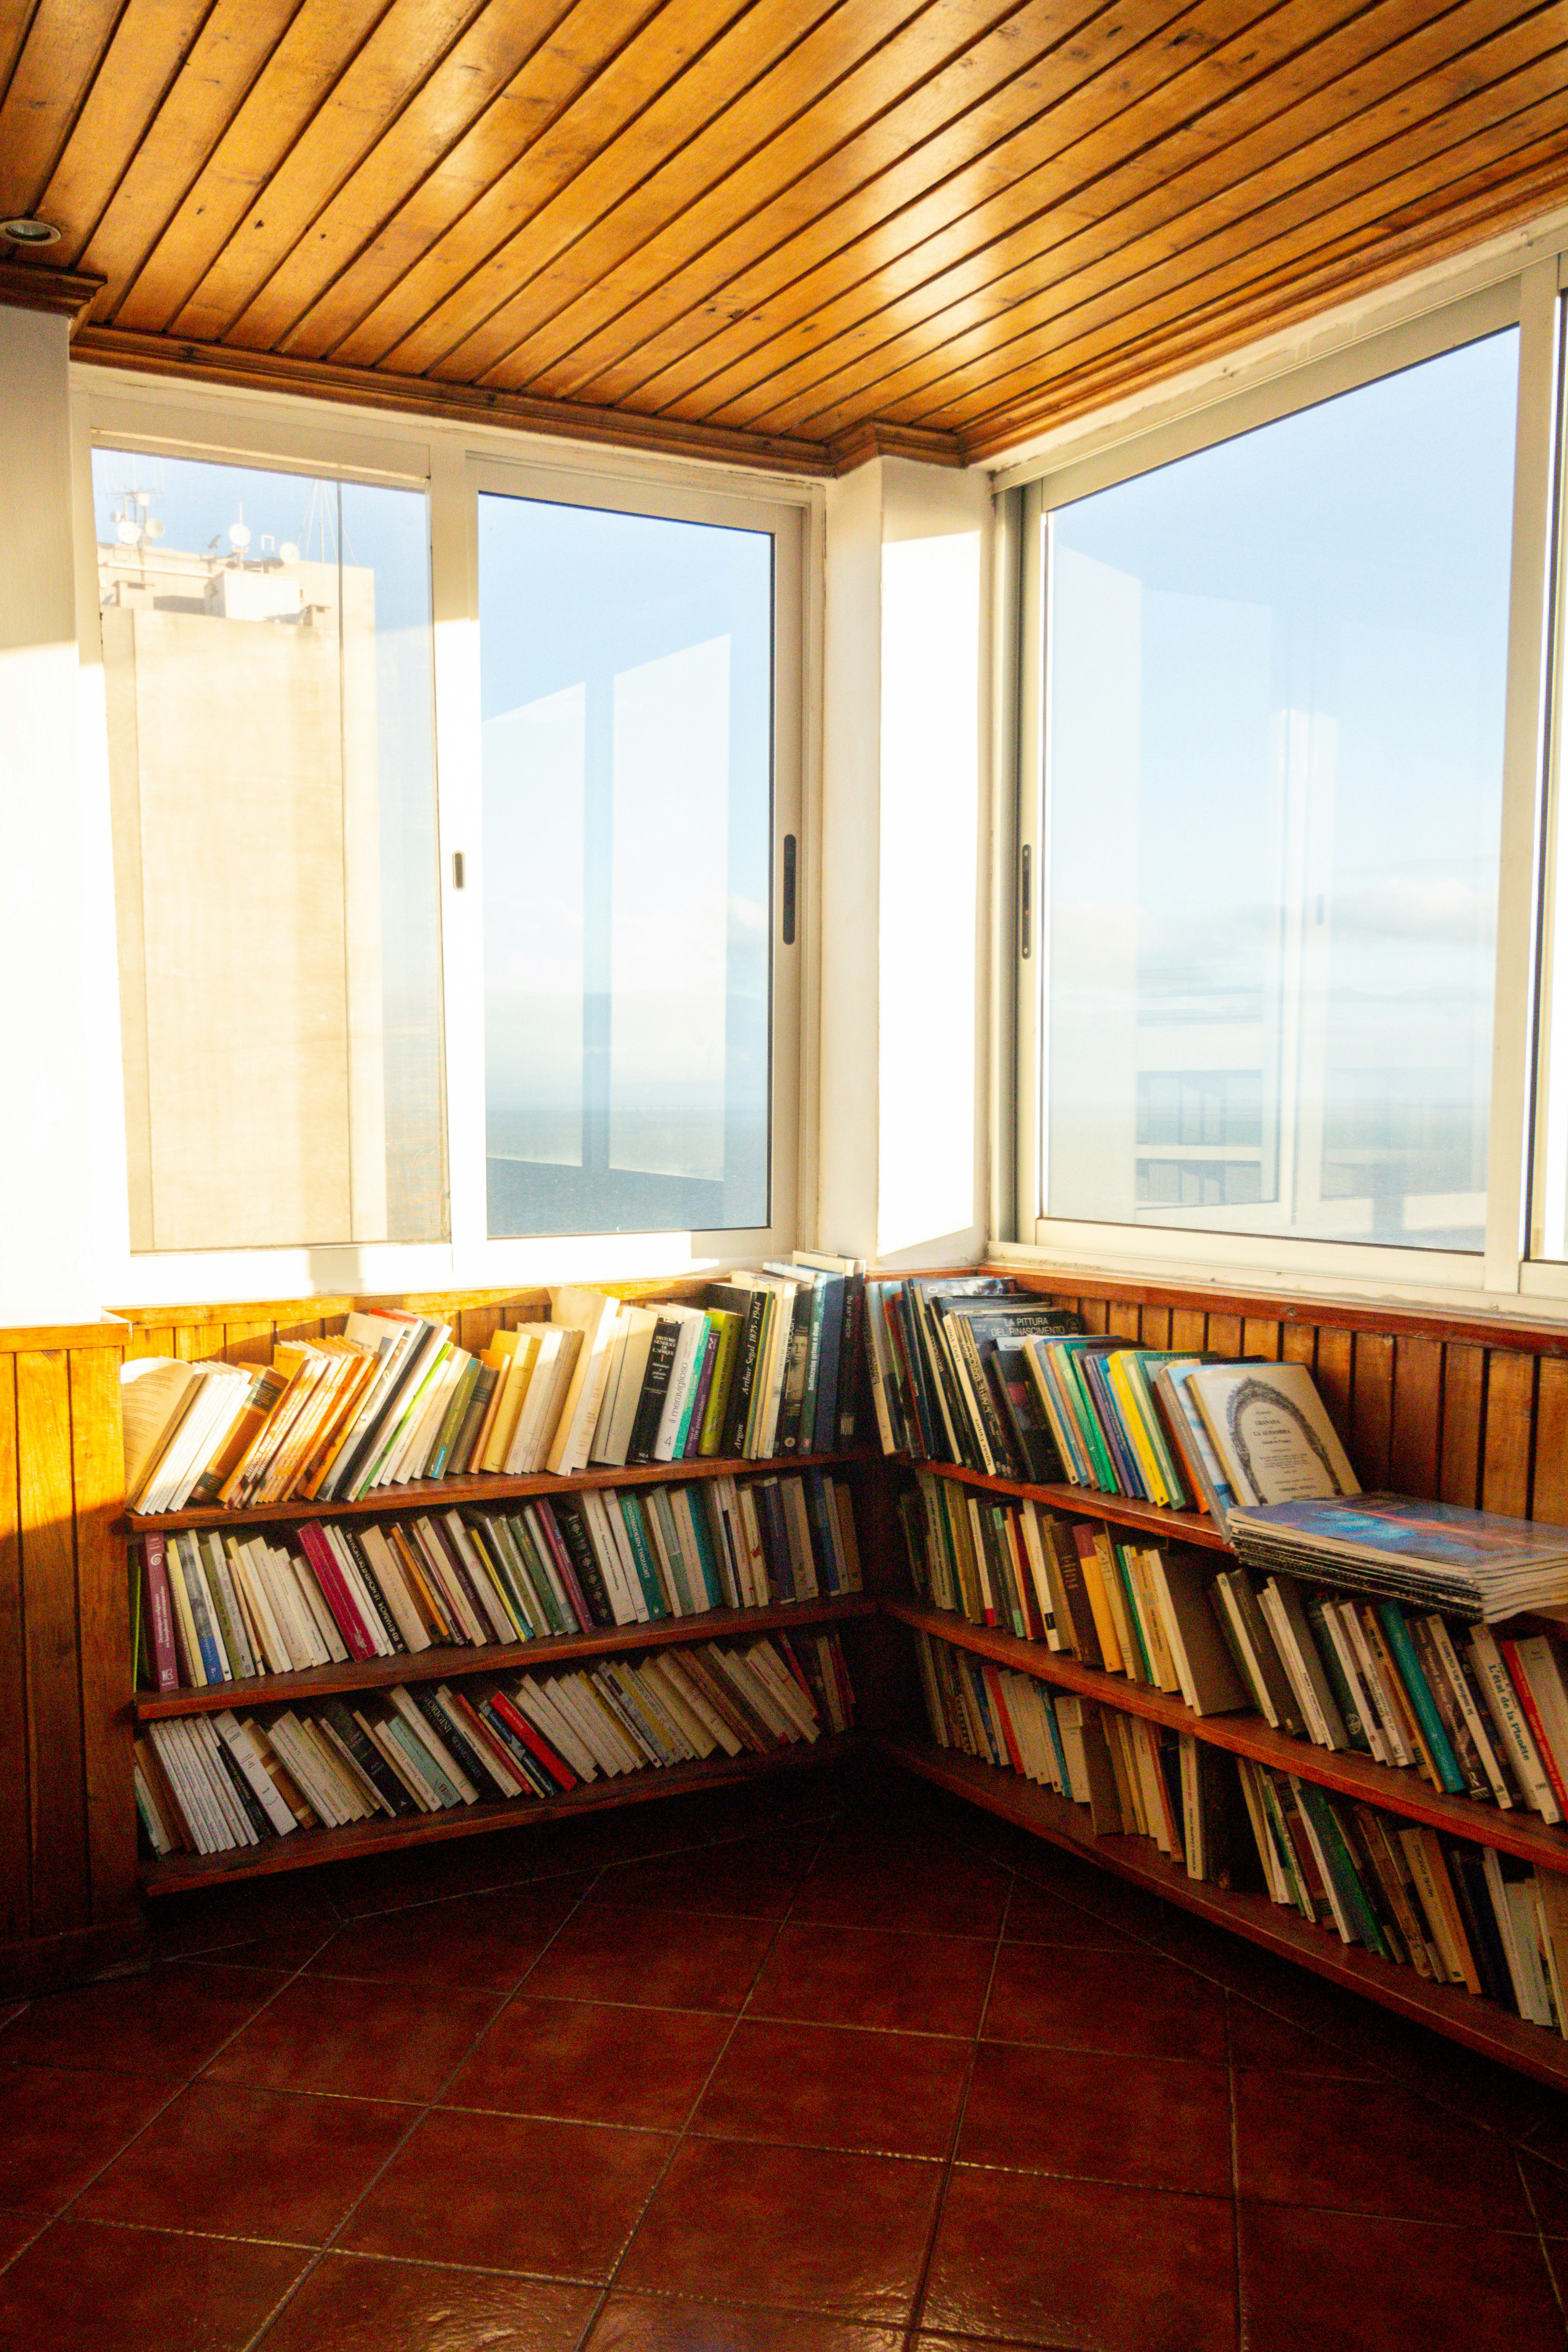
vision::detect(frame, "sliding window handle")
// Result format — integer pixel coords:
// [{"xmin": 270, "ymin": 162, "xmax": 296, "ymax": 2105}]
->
[
  {"xmin": 1020, "ymin": 842, "xmax": 1032, "ymax": 958},
  {"xmin": 782, "ymin": 833, "xmax": 797, "ymax": 945}
]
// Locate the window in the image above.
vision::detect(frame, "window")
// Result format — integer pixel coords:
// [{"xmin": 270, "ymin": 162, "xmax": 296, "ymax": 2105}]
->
[
  {"xmin": 86, "ymin": 407, "xmax": 804, "ymax": 1287},
  {"xmin": 1014, "ymin": 286, "xmax": 1561, "ymax": 1292},
  {"xmin": 477, "ymin": 491, "xmax": 774, "ymax": 1239},
  {"xmin": 93, "ymin": 448, "xmax": 446, "ymax": 1252}
]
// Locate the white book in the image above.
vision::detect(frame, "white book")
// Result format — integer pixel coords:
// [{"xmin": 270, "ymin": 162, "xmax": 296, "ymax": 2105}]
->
[
  {"xmin": 599, "ymin": 1305, "xmax": 660, "ymax": 1467},
  {"xmin": 357, "ymin": 1525, "xmax": 431, "ymax": 1653},
  {"xmin": 1185, "ymin": 1361, "xmax": 1359, "ymax": 1508},
  {"xmin": 592, "ymin": 1666, "xmax": 662, "ymax": 1765},
  {"xmin": 553, "ymin": 1672, "xmax": 638, "ymax": 1776},
  {"xmin": 189, "ymin": 1716, "xmax": 258, "ymax": 1845},
  {"xmin": 545, "ymin": 1289, "xmax": 623, "ymax": 1476},
  {"xmin": 441, "ymin": 1511, "xmax": 520, "ymax": 1643},
  {"xmin": 716, "ymin": 1645, "xmax": 798, "ymax": 1742},
  {"xmin": 359, "ymin": 1324, "xmax": 452, "ymax": 1493},
  {"xmin": 588, "ymin": 1315, "xmax": 633, "ymax": 1466},
  {"xmin": 258, "ymin": 1542, "xmax": 327, "ymax": 1668},
  {"xmin": 507, "ymin": 1677, "xmax": 600, "ymax": 1782},
  {"xmin": 323, "ymin": 1526, "xmax": 393, "ymax": 1658},
  {"xmin": 147, "ymin": 1720, "xmax": 220, "ymax": 1852},
  {"xmin": 626, "ymin": 1659, "xmax": 697, "ymax": 1760},
  {"xmin": 1470, "ymin": 1627, "xmax": 1560, "ymax": 1820},
  {"xmin": 268, "ymin": 1714, "xmax": 351, "ymax": 1825},
  {"xmin": 641, "ymin": 1655, "xmax": 722, "ymax": 1757},
  {"xmin": 217, "ymin": 1713, "xmax": 298, "ymax": 1836},
  {"xmin": 506, "ymin": 1329, "xmax": 575, "ymax": 1474},
  {"xmin": 580, "ymin": 1490, "xmax": 636, "ymax": 1625},
  {"xmin": 223, "ymin": 1538, "xmax": 290, "ymax": 1677},
  {"xmin": 287, "ymin": 1552, "xmax": 346, "ymax": 1665},
  {"xmin": 390, "ymin": 1346, "xmax": 466, "ymax": 1486},
  {"xmin": 317, "ymin": 1313, "xmax": 422, "ymax": 1496},
  {"xmin": 144, "ymin": 1367, "xmax": 245, "ymax": 1516},
  {"xmin": 410, "ymin": 1517, "xmax": 489, "ymax": 1646}
]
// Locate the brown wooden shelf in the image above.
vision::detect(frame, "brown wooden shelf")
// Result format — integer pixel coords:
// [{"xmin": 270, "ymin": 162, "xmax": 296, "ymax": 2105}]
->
[
  {"xmin": 140, "ymin": 1732, "xmax": 861, "ymax": 1895},
  {"xmin": 877, "ymin": 1732, "xmax": 1568, "ymax": 2092},
  {"xmin": 885, "ymin": 1600, "xmax": 1568, "ymax": 1876},
  {"xmin": 126, "ymin": 1448, "xmax": 870, "ymax": 1535},
  {"xmin": 905, "ymin": 1456, "xmax": 1229, "ymax": 1552},
  {"xmin": 133, "ymin": 1594, "xmax": 877, "ymax": 1720}
]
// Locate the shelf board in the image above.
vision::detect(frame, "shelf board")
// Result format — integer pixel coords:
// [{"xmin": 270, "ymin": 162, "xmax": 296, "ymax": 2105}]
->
[
  {"xmin": 134, "ymin": 1595, "xmax": 877, "ymax": 1720},
  {"xmin": 906, "ymin": 1457, "xmax": 1229, "ymax": 1552},
  {"xmin": 141, "ymin": 1732, "xmax": 861, "ymax": 1894},
  {"xmin": 885, "ymin": 1598, "xmax": 1568, "ymax": 1878},
  {"xmin": 877, "ymin": 1732, "xmax": 1568, "ymax": 2092},
  {"xmin": 126, "ymin": 1449, "xmax": 869, "ymax": 1536}
]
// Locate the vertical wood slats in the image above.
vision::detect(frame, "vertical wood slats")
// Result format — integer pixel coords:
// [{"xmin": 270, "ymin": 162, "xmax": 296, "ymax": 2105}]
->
[{"xmin": 16, "ymin": 1350, "xmax": 89, "ymax": 1939}]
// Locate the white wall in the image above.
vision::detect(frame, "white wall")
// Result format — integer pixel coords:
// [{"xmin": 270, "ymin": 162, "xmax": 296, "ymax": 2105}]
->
[
  {"xmin": 0, "ymin": 305, "xmax": 122, "ymax": 1325},
  {"xmin": 817, "ymin": 453, "xmax": 992, "ymax": 1268}
]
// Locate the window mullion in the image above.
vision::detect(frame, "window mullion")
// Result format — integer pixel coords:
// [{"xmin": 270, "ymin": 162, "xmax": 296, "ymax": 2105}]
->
[{"xmin": 1485, "ymin": 261, "xmax": 1561, "ymax": 1293}]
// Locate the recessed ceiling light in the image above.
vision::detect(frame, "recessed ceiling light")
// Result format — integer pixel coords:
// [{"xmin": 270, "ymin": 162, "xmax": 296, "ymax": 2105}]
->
[{"xmin": 0, "ymin": 218, "xmax": 63, "ymax": 247}]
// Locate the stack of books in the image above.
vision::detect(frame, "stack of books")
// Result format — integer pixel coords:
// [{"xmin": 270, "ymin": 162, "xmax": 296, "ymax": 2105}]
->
[
  {"xmin": 914, "ymin": 1623, "xmax": 1568, "ymax": 2034},
  {"xmin": 901, "ymin": 1468, "xmax": 1568, "ymax": 1825},
  {"xmin": 121, "ymin": 1255, "xmax": 868, "ymax": 1515},
  {"xmin": 1229, "ymin": 1492, "xmax": 1568, "ymax": 1620},
  {"xmin": 135, "ymin": 1468, "xmax": 863, "ymax": 1692},
  {"xmin": 135, "ymin": 1630, "xmax": 857, "ymax": 1860},
  {"xmin": 864, "ymin": 1275, "xmax": 1083, "ymax": 1478}
]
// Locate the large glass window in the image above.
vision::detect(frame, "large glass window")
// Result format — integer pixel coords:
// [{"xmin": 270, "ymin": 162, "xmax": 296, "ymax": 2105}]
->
[
  {"xmin": 93, "ymin": 449, "xmax": 446, "ymax": 1252},
  {"xmin": 1037, "ymin": 331, "xmax": 1519, "ymax": 1254},
  {"xmin": 477, "ymin": 493, "xmax": 774, "ymax": 1239}
]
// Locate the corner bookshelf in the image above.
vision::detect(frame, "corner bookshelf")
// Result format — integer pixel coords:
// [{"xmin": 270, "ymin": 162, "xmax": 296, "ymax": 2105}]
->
[
  {"xmin": 145, "ymin": 1732, "xmax": 861, "ymax": 1894},
  {"xmin": 879, "ymin": 1732, "xmax": 1568, "ymax": 2089},
  {"xmin": 881, "ymin": 1447, "xmax": 1568, "ymax": 2085},
  {"xmin": 127, "ymin": 1417, "xmax": 884, "ymax": 1891}
]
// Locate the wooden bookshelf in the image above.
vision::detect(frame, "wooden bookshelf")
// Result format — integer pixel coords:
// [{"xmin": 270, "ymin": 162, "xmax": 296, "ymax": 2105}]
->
[
  {"xmin": 127, "ymin": 1447, "xmax": 867, "ymax": 1535},
  {"xmin": 905, "ymin": 1455, "xmax": 1229, "ymax": 1551},
  {"xmin": 136, "ymin": 1594, "xmax": 877, "ymax": 1720},
  {"xmin": 886, "ymin": 1598, "xmax": 1568, "ymax": 1876},
  {"xmin": 142, "ymin": 1732, "xmax": 861, "ymax": 1895},
  {"xmin": 879, "ymin": 1732, "xmax": 1568, "ymax": 2091}
]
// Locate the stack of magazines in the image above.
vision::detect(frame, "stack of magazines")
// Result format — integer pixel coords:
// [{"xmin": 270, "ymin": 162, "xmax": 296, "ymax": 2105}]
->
[{"xmin": 1228, "ymin": 1494, "xmax": 1568, "ymax": 1622}]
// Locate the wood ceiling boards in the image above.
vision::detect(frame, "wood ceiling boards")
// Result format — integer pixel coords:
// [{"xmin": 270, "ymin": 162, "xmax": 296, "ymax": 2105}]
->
[{"xmin": 2, "ymin": 0, "xmax": 1564, "ymax": 473}]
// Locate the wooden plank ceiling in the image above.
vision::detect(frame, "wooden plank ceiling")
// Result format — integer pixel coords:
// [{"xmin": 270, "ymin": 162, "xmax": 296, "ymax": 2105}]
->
[{"xmin": 1, "ymin": 0, "xmax": 1564, "ymax": 472}]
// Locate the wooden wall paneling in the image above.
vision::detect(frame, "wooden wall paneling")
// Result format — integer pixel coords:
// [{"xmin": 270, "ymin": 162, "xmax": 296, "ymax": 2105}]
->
[
  {"xmin": 1313, "ymin": 1324, "xmax": 1354, "ymax": 1452},
  {"xmin": 1438, "ymin": 1342, "xmax": 1485, "ymax": 1508},
  {"xmin": 457, "ymin": 1304, "xmax": 503, "ymax": 1355},
  {"xmin": 1207, "ymin": 1313, "xmax": 1243, "ymax": 1359},
  {"xmin": 69, "ymin": 1346, "xmax": 139, "ymax": 1927},
  {"xmin": 1242, "ymin": 1318, "xmax": 1282, "ymax": 1362},
  {"xmin": 1281, "ymin": 1321, "xmax": 1317, "ymax": 1371},
  {"xmin": 1534, "ymin": 1356, "xmax": 1568, "ymax": 1527},
  {"xmin": 1079, "ymin": 1298, "xmax": 1109, "ymax": 1334},
  {"xmin": 15, "ymin": 1351, "xmax": 88, "ymax": 1939},
  {"xmin": 1106, "ymin": 1300, "xmax": 1140, "ymax": 1343},
  {"xmin": 1482, "ymin": 1348, "xmax": 1536, "ymax": 1520},
  {"xmin": 0, "ymin": 1357, "xmax": 28, "ymax": 1944},
  {"xmin": 1170, "ymin": 1307, "xmax": 1207, "ymax": 1357},
  {"xmin": 1349, "ymin": 1330, "xmax": 1394, "ymax": 1490},
  {"xmin": 1139, "ymin": 1305, "xmax": 1172, "ymax": 1349},
  {"xmin": 222, "ymin": 1320, "xmax": 278, "ymax": 1366},
  {"xmin": 1387, "ymin": 1333, "xmax": 1442, "ymax": 1501}
]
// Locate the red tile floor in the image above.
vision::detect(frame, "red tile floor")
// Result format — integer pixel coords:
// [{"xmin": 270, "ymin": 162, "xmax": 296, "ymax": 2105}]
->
[{"xmin": 0, "ymin": 1764, "xmax": 1564, "ymax": 2351}]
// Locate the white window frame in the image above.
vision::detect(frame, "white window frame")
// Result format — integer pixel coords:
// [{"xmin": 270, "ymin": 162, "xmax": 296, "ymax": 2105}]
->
[
  {"xmin": 998, "ymin": 234, "xmax": 1568, "ymax": 1320},
  {"xmin": 72, "ymin": 366, "xmax": 820, "ymax": 1307}
]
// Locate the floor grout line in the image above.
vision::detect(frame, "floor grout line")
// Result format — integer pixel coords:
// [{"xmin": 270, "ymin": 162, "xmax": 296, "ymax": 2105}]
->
[
  {"xmin": 233, "ymin": 1852, "xmax": 615, "ymax": 2351},
  {"xmin": 902, "ymin": 1862, "xmax": 1017, "ymax": 2341},
  {"xmin": 567, "ymin": 1802, "xmax": 851, "ymax": 2350}
]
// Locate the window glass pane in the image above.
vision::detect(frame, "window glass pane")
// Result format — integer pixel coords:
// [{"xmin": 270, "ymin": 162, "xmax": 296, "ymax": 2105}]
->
[
  {"xmin": 478, "ymin": 494, "xmax": 772, "ymax": 1238},
  {"xmin": 1042, "ymin": 331, "xmax": 1517, "ymax": 1252},
  {"xmin": 94, "ymin": 451, "xmax": 446, "ymax": 1251}
]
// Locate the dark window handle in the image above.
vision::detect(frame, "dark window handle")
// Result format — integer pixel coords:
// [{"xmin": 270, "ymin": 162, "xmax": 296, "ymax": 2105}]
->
[{"xmin": 782, "ymin": 833, "xmax": 797, "ymax": 945}]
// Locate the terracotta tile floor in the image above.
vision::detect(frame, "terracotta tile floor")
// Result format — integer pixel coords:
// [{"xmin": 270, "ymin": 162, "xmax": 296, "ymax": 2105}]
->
[{"xmin": 0, "ymin": 1766, "xmax": 1565, "ymax": 2350}]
